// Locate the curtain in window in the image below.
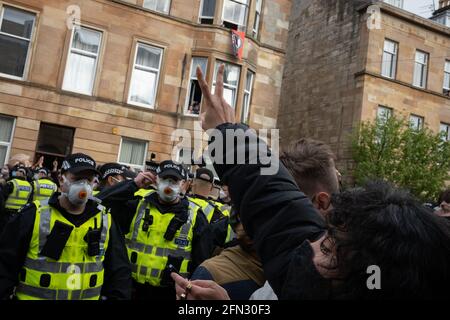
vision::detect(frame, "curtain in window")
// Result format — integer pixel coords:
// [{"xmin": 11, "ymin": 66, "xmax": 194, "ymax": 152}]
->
[
  {"xmin": 0, "ymin": 116, "xmax": 14, "ymax": 142},
  {"xmin": 0, "ymin": 145, "xmax": 7, "ymax": 167},
  {"xmin": 201, "ymin": 0, "xmax": 216, "ymax": 17},
  {"xmin": 136, "ymin": 45, "xmax": 161, "ymax": 69},
  {"xmin": 129, "ymin": 69, "xmax": 157, "ymax": 105},
  {"xmin": 63, "ymin": 53, "xmax": 96, "ymax": 94},
  {"xmin": 120, "ymin": 139, "xmax": 146, "ymax": 165},
  {"xmin": 72, "ymin": 28, "xmax": 100, "ymax": 54}
]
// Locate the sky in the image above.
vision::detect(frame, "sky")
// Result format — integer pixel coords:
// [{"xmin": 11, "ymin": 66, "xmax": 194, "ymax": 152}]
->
[{"xmin": 405, "ymin": 0, "xmax": 440, "ymax": 17}]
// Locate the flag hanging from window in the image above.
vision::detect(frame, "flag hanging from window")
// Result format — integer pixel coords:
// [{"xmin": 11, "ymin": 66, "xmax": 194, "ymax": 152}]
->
[{"xmin": 231, "ymin": 30, "xmax": 245, "ymax": 60}]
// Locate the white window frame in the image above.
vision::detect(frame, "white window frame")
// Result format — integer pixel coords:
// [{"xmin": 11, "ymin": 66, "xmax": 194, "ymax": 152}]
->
[
  {"xmin": 199, "ymin": 0, "xmax": 216, "ymax": 23},
  {"xmin": 413, "ymin": 50, "xmax": 429, "ymax": 89},
  {"xmin": 444, "ymin": 60, "xmax": 450, "ymax": 95},
  {"xmin": 184, "ymin": 57, "xmax": 208, "ymax": 117},
  {"xmin": 381, "ymin": 39, "xmax": 398, "ymax": 79},
  {"xmin": 212, "ymin": 61, "xmax": 241, "ymax": 109},
  {"xmin": 252, "ymin": 0, "xmax": 262, "ymax": 37},
  {"xmin": 0, "ymin": 5, "xmax": 36, "ymax": 81},
  {"xmin": 117, "ymin": 137, "xmax": 148, "ymax": 171},
  {"xmin": 241, "ymin": 70, "xmax": 254, "ymax": 124},
  {"xmin": 143, "ymin": 0, "xmax": 171, "ymax": 14},
  {"xmin": 0, "ymin": 115, "xmax": 16, "ymax": 167},
  {"xmin": 441, "ymin": 123, "xmax": 450, "ymax": 142},
  {"xmin": 127, "ymin": 42, "xmax": 164, "ymax": 109},
  {"xmin": 222, "ymin": 0, "xmax": 249, "ymax": 29},
  {"xmin": 377, "ymin": 106, "xmax": 393, "ymax": 124},
  {"xmin": 62, "ymin": 26, "xmax": 102, "ymax": 96},
  {"xmin": 409, "ymin": 114, "xmax": 424, "ymax": 131}
]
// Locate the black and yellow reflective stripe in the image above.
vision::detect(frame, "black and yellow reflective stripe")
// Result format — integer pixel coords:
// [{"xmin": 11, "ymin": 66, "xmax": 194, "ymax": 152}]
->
[{"xmin": 16, "ymin": 283, "xmax": 102, "ymax": 300}]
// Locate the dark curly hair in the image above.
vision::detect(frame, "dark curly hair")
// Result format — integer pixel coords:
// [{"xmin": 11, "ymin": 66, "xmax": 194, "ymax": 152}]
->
[{"xmin": 324, "ymin": 181, "xmax": 450, "ymax": 299}]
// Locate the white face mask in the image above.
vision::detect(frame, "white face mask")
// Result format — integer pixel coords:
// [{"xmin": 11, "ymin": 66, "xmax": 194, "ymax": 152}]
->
[
  {"xmin": 62, "ymin": 175, "xmax": 93, "ymax": 207},
  {"xmin": 157, "ymin": 178, "xmax": 181, "ymax": 203}
]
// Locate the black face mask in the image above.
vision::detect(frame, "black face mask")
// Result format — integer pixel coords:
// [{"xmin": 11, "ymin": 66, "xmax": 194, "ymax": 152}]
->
[{"xmin": 279, "ymin": 240, "xmax": 335, "ymax": 300}]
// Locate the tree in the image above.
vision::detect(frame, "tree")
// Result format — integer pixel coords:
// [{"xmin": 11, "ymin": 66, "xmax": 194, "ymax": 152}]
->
[{"xmin": 352, "ymin": 116, "xmax": 450, "ymax": 202}]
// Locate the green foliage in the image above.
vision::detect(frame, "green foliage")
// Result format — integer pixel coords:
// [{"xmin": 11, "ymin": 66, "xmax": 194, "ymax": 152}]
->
[{"xmin": 352, "ymin": 116, "xmax": 450, "ymax": 201}]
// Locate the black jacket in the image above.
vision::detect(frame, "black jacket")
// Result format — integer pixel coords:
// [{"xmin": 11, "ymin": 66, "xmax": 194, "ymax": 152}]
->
[
  {"xmin": 98, "ymin": 181, "xmax": 216, "ymax": 273},
  {"xmin": 210, "ymin": 123, "xmax": 327, "ymax": 299},
  {"xmin": 0, "ymin": 193, "xmax": 132, "ymax": 300}
]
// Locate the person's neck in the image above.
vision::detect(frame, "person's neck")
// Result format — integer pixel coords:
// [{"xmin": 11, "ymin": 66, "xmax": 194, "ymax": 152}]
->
[{"xmin": 58, "ymin": 194, "xmax": 85, "ymax": 215}]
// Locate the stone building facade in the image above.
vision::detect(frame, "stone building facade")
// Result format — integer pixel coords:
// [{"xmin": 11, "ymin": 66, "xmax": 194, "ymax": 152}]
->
[
  {"xmin": 0, "ymin": 0, "xmax": 290, "ymax": 169},
  {"xmin": 278, "ymin": 0, "xmax": 450, "ymax": 176}
]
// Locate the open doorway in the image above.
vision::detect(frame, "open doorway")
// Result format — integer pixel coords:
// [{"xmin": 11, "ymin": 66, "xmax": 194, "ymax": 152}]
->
[{"xmin": 35, "ymin": 123, "xmax": 75, "ymax": 171}]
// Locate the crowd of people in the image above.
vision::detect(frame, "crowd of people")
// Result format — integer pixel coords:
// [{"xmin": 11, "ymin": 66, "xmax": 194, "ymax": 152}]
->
[{"xmin": 0, "ymin": 64, "xmax": 450, "ymax": 300}]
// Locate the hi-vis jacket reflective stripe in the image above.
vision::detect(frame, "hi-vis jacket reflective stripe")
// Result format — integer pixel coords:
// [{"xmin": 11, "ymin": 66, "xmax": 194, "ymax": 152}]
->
[
  {"xmin": 5, "ymin": 179, "xmax": 32, "ymax": 211},
  {"xmin": 15, "ymin": 199, "xmax": 111, "ymax": 300},
  {"xmin": 33, "ymin": 179, "xmax": 58, "ymax": 202},
  {"xmin": 125, "ymin": 199, "xmax": 200, "ymax": 286},
  {"xmin": 188, "ymin": 197, "xmax": 218, "ymax": 223}
]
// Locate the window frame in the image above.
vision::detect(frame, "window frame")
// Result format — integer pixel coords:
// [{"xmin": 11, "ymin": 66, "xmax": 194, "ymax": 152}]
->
[
  {"xmin": 0, "ymin": 115, "xmax": 16, "ymax": 168},
  {"xmin": 252, "ymin": 0, "xmax": 263, "ymax": 38},
  {"xmin": 409, "ymin": 114, "xmax": 424, "ymax": 131},
  {"xmin": 212, "ymin": 60, "xmax": 241, "ymax": 109},
  {"xmin": 184, "ymin": 56, "xmax": 208, "ymax": 117},
  {"xmin": 222, "ymin": 0, "xmax": 250, "ymax": 29},
  {"xmin": 142, "ymin": 0, "xmax": 171, "ymax": 15},
  {"xmin": 127, "ymin": 41, "xmax": 164, "ymax": 109},
  {"xmin": 381, "ymin": 39, "xmax": 398, "ymax": 79},
  {"xmin": 443, "ymin": 60, "xmax": 450, "ymax": 96},
  {"xmin": 440, "ymin": 123, "xmax": 450, "ymax": 142},
  {"xmin": 377, "ymin": 105, "xmax": 393, "ymax": 123},
  {"xmin": 199, "ymin": 0, "xmax": 216, "ymax": 24},
  {"xmin": 61, "ymin": 25, "xmax": 103, "ymax": 96},
  {"xmin": 0, "ymin": 4, "xmax": 37, "ymax": 81},
  {"xmin": 413, "ymin": 50, "xmax": 429, "ymax": 89},
  {"xmin": 117, "ymin": 137, "xmax": 148, "ymax": 170},
  {"xmin": 241, "ymin": 69, "xmax": 254, "ymax": 124}
]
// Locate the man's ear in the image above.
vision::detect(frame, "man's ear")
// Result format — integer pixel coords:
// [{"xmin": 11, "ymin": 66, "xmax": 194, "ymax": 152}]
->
[{"xmin": 316, "ymin": 192, "xmax": 332, "ymax": 211}]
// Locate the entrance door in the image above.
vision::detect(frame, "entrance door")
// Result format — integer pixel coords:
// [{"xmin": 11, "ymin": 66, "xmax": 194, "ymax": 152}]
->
[{"xmin": 35, "ymin": 123, "xmax": 75, "ymax": 170}]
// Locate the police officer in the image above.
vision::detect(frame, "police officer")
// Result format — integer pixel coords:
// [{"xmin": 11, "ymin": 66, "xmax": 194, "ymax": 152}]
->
[
  {"xmin": 32, "ymin": 167, "xmax": 57, "ymax": 202},
  {"xmin": 0, "ymin": 153, "xmax": 132, "ymax": 300},
  {"xmin": 0, "ymin": 164, "xmax": 32, "ymax": 232},
  {"xmin": 100, "ymin": 160, "xmax": 215, "ymax": 300},
  {"xmin": 97, "ymin": 163, "xmax": 129, "ymax": 193},
  {"xmin": 189, "ymin": 168, "xmax": 225, "ymax": 223}
]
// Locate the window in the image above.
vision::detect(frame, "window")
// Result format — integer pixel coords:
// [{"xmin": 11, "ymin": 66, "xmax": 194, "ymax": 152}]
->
[
  {"xmin": 444, "ymin": 60, "xmax": 450, "ymax": 96},
  {"xmin": 383, "ymin": 0, "xmax": 403, "ymax": 8},
  {"xmin": 143, "ymin": 0, "xmax": 171, "ymax": 14},
  {"xmin": 223, "ymin": 0, "xmax": 249, "ymax": 29},
  {"xmin": 410, "ymin": 115, "xmax": 424, "ymax": 131},
  {"xmin": 118, "ymin": 138, "xmax": 148, "ymax": 169},
  {"xmin": 128, "ymin": 43, "xmax": 163, "ymax": 108},
  {"xmin": 377, "ymin": 106, "xmax": 392, "ymax": 124},
  {"xmin": 440, "ymin": 123, "xmax": 450, "ymax": 142},
  {"xmin": 185, "ymin": 57, "xmax": 208, "ymax": 116},
  {"xmin": 200, "ymin": 0, "xmax": 216, "ymax": 24},
  {"xmin": 241, "ymin": 70, "xmax": 254, "ymax": 124},
  {"xmin": 36, "ymin": 123, "xmax": 74, "ymax": 169},
  {"xmin": 413, "ymin": 50, "xmax": 429, "ymax": 88},
  {"xmin": 212, "ymin": 61, "xmax": 241, "ymax": 108},
  {"xmin": 0, "ymin": 115, "xmax": 15, "ymax": 167},
  {"xmin": 252, "ymin": 0, "xmax": 262, "ymax": 37},
  {"xmin": 381, "ymin": 39, "xmax": 398, "ymax": 79},
  {"xmin": 0, "ymin": 6, "xmax": 36, "ymax": 79},
  {"xmin": 62, "ymin": 27, "xmax": 102, "ymax": 95}
]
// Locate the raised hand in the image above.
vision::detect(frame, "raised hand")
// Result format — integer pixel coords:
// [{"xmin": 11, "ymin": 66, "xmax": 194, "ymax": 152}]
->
[{"xmin": 197, "ymin": 64, "xmax": 235, "ymax": 131}]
